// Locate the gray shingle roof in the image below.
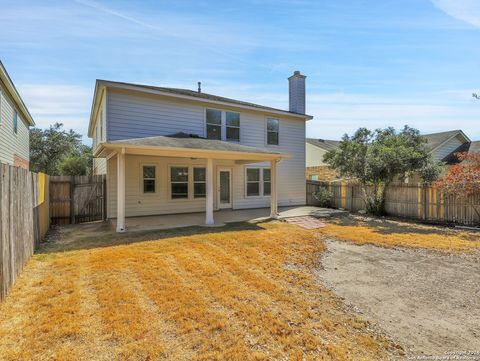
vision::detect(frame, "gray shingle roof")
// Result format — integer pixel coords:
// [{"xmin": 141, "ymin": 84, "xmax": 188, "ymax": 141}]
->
[
  {"xmin": 423, "ymin": 130, "xmax": 465, "ymax": 151},
  {"xmin": 306, "ymin": 138, "xmax": 341, "ymax": 151},
  {"xmin": 98, "ymin": 79, "xmax": 312, "ymax": 118},
  {"xmin": 109, "ymin": 134, "xmax": 282, "ymax": 155},
  {"xmin": 468, "ymin": 141, "xmax": 480, "ymax": 154}
]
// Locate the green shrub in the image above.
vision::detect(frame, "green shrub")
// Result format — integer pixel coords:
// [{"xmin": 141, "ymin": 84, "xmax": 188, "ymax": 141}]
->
[{"xmin": 313, "ymin": 187, "xmax": 333, "ymax": 207}]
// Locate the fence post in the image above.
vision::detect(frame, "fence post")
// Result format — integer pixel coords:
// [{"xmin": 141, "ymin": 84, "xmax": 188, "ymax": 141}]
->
[
  {"xmin": 422, "ymin": 185, "xmax": 427, "ymax": 221},
  {"xmin": 69, "ymin": 177, "xmax": 75, "ymax": 224}
]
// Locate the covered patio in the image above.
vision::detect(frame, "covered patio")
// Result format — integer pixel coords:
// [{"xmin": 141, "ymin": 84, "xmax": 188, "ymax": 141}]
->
[
  {"xmin": 109, "ymin": 206, "xmax": 345, "ymax": 232},
  {"xmin": 94, "ymin": 134, "xmax": 290, "ymax": 232}
]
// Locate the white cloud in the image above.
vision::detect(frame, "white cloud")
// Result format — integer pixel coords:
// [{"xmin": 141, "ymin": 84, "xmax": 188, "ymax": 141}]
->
[
  {"xmin": 431, "ymin": 0, "xmax": 480, "ymax": 27},
  {"xmin": 17, "ymin": 85, "xmax": 91, "ymax": 138}
]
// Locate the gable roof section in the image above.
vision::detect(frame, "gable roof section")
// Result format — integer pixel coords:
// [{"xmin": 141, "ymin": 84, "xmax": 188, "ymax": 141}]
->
[
  {"xmin": 88, "ymin": 79, "xmax": 313, "ymax": 137},
  {"xmin": 0, "ymin": 61, "xmax": 35, "ymax": 126},
  {"xmin": 423, "ymin": 130, "xmax": 470, "ymax": 152},
  {"xmin": 306, "ymin": 138, "xmax": 341, "ymax": 151}
]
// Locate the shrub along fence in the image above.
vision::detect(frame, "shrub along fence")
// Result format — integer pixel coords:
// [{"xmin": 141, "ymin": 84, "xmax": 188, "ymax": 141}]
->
[
  {"xmin": 0, "ymin": 163, "xmax": 50, "ymax": 301},
  {"xmin": 307, "ymin": 180, "xmax": 480, "ymax": 226}
]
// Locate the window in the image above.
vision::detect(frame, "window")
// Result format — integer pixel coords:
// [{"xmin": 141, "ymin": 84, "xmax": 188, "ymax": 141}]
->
[
  {"xmin": 246, "ymin": 168, "xmax": 260, "ymax": 196},
  {"xmin": 246, "ymin": 167, "xmax": 271, "ymax": 197},
  {"xmin": 171, "ymin": 167, "xmax": 189, "ymax": 199},
  {"xmin": 13, "ymin": 110, "xmax": 17, "ymax": 134},
  {"xmin": 310, "ymin": 175, "xmax": 319, "ymax": 181},
  {"xmin": 193, "ymin": 167, "xmax": 206, "ymax": 198},
  {"xmin": 226, "ymin": 111, "xmax": 240, "ymax": 141},
  {"xmin": 206, "ymin": 109, "xmax": 221, "ymax": 140},
  {"xmin": 266, "ymin": 118, "xmax": 279, "ymax": 145},
  {"xmin": 142, "ymin": 166, "xmax": 156, "ymax": 193},
  {"xmin": 263, "ymin": 168, "xmax": 271, "ymax": 196}
]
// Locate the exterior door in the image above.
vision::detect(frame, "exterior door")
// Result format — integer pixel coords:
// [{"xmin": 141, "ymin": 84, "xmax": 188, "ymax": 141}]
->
[{"xmin": 217, "ymin": 168, "xmax": 232, "ymax": 209}]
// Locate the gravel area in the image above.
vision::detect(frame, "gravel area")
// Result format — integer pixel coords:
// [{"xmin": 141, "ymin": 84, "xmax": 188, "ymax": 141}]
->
[{"xmin": 317, "ymin": 240, "xmax": 480, "ymax": 358}]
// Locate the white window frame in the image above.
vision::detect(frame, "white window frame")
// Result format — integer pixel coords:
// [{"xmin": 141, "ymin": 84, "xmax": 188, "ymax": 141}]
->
[
  {"xmin": 169, "ymin": 165, "xmax": 190, "ymax": 200},
  {"xmin": 225, "ymin": 111, "xmax": 240, "ymax": 142},
  {"xmin": 140, "ymin": 163, "xmax": 158, "ymax": 194},
  {"xmin": 265, "ymin": 117, "xmax": 279, "ymax": 146},
  {"xmin": 204, "ymin": 108, "xmax": 241, "ymax": 142},
  {"xmin": 193, "ymin": 166, "xmax": 207, "ymax": 199},
  {"xmin": 205, "ymin": 108, "xmax": 222, "ymax": 140},
  {"xmin": 245, "ymin": 167, "xmax": 271, "ymax": 198}
]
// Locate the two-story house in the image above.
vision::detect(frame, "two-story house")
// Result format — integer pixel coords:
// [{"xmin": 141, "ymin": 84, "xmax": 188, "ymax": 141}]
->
[
  {"xmin": 88, "ymin": 71, "xmax": 312, "ymax": 232},
  {"xmin": 0, "ymin": 61, "xmax": 35, "ymax": 169}
]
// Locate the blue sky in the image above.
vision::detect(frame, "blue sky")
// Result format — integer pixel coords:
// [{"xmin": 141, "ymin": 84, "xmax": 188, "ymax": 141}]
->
[{"xmin": 1, "ymin": 0, "xmax": 479, "ymax": 143}]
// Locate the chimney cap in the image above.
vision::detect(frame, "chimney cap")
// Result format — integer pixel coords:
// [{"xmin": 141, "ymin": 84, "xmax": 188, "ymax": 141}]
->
[{"xmin": 288, "ymin": 70, "xmax": 306, "ymax": 79}]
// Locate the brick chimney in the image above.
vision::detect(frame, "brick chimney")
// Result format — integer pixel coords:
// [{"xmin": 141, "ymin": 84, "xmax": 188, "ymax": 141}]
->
[{"xmin": 288, "ymin": 70, "xmax": 306, "ymax": 114}]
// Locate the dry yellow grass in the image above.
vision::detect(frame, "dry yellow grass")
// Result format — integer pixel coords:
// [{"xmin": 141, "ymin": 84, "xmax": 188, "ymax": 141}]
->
[
  {"xmin": 0, "ymin": 222, "xmax": 395, "ymax": 360},
  {"xmin": 319, "ymin": 218, "xmax": 480, "ymax": 252}
]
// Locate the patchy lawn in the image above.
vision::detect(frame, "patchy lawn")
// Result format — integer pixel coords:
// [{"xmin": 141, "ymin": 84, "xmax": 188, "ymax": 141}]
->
[
  {"xmin": 0, "ymin": 222, "xmax": 395, "ymax": 361},
  {"xmin": 318, "ymin": 216, "xmax": 480, "ymax": 252}
]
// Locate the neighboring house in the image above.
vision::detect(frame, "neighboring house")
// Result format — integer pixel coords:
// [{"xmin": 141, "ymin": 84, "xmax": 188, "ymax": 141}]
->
[
  {"xmin": 306, "ymin": 129, "xmax": 480, "ymax": 182},
  {"xmin": 0, "ymin": 61, "xmax": 35, "ymax": 169},
  {"xmin": 306, "ymin": 138, "xmax": 341, "ymax": 181},
  {"xmin": 88, "ymin": 71, "xmax": 313, "ymax": 232}
]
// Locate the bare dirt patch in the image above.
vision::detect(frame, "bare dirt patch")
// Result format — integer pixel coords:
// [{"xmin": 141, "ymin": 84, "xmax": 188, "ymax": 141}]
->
[{"xmin": 317, "ymin": 239, "xmax": 480, "ymax": 357}]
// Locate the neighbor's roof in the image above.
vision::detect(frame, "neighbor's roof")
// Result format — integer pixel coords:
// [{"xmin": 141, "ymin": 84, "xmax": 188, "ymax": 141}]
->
[
  {"xmin": 0, "ymin": 61, "xmax": 35, "ymax": 126},
  {"xmin": 468, "ymin": 141, "xmax": 480, "ymax": 154},
  {"xmin": 95, "ymin": 133, "xmax": 286, "ymax": 160},
  {"xmin": 89, "ymin": 79, "xmax": 313, "ymax": 136},
  {"xmin": 423, "ymin": 130, "xmax": 470, "ymax": 152},
  {"xmin": 306, "ymin": 138, "xmax": 341, "ymax": 151}
]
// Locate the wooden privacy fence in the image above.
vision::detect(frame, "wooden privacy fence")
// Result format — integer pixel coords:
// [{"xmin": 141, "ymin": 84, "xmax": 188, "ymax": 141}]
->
[
  {"xmin": 0, "ymin": 163, "xmax": 50, "ymax": 301},
  {"xmin": 50, "ymin": 175, "xmax": 106, "ymax": 225},
  {"xmin": 307, "ymin": 180, "xmax": 480, "ymax": 226}
]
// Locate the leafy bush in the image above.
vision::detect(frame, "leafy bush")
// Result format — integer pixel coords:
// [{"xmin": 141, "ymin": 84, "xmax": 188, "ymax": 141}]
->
[{"xmin": 313, "ymin": 187, "xmax": 333, "ymax": 207}]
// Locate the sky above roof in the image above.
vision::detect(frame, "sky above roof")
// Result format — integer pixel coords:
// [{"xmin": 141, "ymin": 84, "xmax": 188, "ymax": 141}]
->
[{"xmin": 1, "ymin": 0, "xmax": 479, "ymax": 143}]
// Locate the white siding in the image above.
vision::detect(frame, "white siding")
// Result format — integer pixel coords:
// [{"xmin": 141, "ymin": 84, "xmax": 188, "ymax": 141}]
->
[
  {"xmin": 0, "ymin": 80, "xmax": 29, "ymax": 165},
  {"xmin": 104, "ymin": 88, "xmax": 307, "ymax": 216},
  {"xmin": 93, "ymin": 157, "xmax": 107, "ymax": 175},
  {"xmin": 306, "ymin": 143, "xmax": 328, "ymax": 167},
  {"xmin": 432, "ymin": 135, "xmax": 464, "ymax": 161},
  {"xmin": 107, "ymin": 89, "xmax": 205, "ymax": 141}
]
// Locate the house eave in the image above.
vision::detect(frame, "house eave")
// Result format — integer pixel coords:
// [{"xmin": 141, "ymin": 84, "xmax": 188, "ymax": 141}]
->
[
  {"xmin": 94, "ymin": 142, "xmax": 289, "ymax": 161},
  {"xmin": 0, "ymin": 61, "xmax": 35, "ymax": 127}
]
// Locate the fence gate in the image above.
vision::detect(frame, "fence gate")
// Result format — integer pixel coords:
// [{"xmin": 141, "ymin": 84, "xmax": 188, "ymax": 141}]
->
[{"xmin": 50, "ymin": 175, "xmax": 106, "ymax": 225}]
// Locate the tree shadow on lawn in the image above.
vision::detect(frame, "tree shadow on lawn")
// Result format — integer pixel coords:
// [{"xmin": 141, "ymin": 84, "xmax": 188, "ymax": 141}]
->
[
  {"xmin": 329, "ymin": 215, "xmax": 480, "ymax": 241},
  {"xmin": 37, "ymin": 220, "xmax": 269, "ymax": 254}
]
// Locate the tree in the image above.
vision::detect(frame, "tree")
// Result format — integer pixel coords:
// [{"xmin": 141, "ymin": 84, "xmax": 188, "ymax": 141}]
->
[
  {"xmin": 324, "ymin": 126, "xmax": 443, "ymax": 216},
  {"xmin": 30, "ymin": 123, "xmax": 92, "ymax": 175},
  {"xmin": 435, "ymin": 152, "xmax": 480, "ymax": 222},
  {"xmin": 473, "ymin": 93, "xmax": 479, "ymax": 99}
]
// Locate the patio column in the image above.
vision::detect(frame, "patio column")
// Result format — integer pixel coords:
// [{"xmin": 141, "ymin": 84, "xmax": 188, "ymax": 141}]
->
[
  {"xmin": 116, "ymin": 148, "xmax": 126, "ymax": 232},
  {"xmin": 205, "ymin": 158, "xmax": 214, "ymax": 225},
  {"xmin": 270, "ymin": 159, "xmax": 279, "ymax": 218}
]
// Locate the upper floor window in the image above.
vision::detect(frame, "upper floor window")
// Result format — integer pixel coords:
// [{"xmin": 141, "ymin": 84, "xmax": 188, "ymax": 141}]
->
[
  {"xmin": 226, "ymin": 111, "xmax": 240, "ymax": 142},
  {"xmin": 13, "ymin": 111, "xmax": 17, "ymax": 134},
  {"xmin": 206, "ymin": 109, "xmax": 221, "ymax": 140},
  {"xmin": 142, "ymin": 165, "xmax": 156, "ymax": 193},
  {"xmin": 266, "ymin": 118, "xmax": 279, "ymax": 145}
]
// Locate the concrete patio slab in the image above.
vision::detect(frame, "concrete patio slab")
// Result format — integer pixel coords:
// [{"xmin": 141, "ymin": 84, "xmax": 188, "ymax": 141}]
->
[{"xmin": 110, "ymin": 206, "xmax": 346, "ymax": 232}]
